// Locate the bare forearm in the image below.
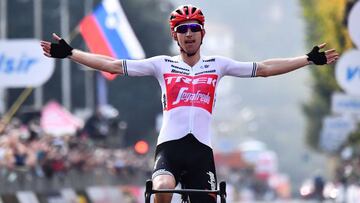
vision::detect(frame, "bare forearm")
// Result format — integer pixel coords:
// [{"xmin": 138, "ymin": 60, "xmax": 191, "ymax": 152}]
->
[
  {"xmin": 256, "ymin": 55, "xmax": 310, "ymax": 77},
  {"xmin": 69, "ymin": 49, "xmax": 123, "ymax": 74}
]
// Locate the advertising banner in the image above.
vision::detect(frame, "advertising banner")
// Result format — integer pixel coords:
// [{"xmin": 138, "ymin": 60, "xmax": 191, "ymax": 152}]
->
[
  {"xmin": 335, "ymin": 50, "xmax": 360, "ymax": 95},
  {"xmin": 0, "ymin": 39, "xmax": 54, "ymax": 87},
  {"xmin": 348, "ymin": 1, "xmax": 360, "ymax": 48},
  {"xmin": 332, "ymin": 92, "xmax": 360, "ymax": 116},
  {"xmin": 320, "ymin": 115, "xmax": 356, "ymax": 152}
]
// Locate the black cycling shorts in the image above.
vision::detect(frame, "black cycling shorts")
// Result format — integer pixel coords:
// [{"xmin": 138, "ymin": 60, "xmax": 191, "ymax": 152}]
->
[{"xmin": 152, "ymin": 134, "xmax": 217, "ymax": 203}]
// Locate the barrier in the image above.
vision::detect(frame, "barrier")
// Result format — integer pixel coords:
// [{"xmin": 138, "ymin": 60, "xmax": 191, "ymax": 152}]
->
[{"xmin": 0, "ymin": 185, "xmax": 144, "ymax": 203}]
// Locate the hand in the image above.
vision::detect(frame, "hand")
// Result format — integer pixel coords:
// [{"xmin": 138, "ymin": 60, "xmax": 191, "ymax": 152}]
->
[
  {"xmin": 306, "ymin": 43, "xmax": 339, "ymax": 65},
  {"xmin": 40, "ymin": 33, "xmax": 73, "ymax": 58}
]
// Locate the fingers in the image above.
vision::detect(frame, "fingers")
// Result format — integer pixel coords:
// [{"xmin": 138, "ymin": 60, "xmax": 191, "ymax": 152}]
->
[
  {"xmin": 40, "ymin": 41, "xmax": 51, "ymax": 51},
  {"xmin": 327, "ymin": 57, "xmax": 338, "ymax": 64},
  {"xmin": 325, "ymin": 47, "xmax": 339, "ymax": 64},
  {"xmin": 42, "ymin": 46, "xmax": 50, "ymax": 54},
  {"xmin": 327, "ymin": 53, "xmax": 339, "ymax": 58},
  {"xmin": 318, "ymin": 43, "xmax": 326, "ymax": 49},
  {"xmin": 40, "ymin": 34, "xmax": 61, "ymax": 58},
  {"xmin": 315, "ymin": 44, "xmax": 340, "ymax": 65},
  {"xmin": 326, "ymin": 54, "xmax": 339, "ymax": 64},
  {"xmin": 325, "ymin": 49, "xmax": 336, "ymax": 54},
  {"xmin": 40, "ymin": 41, "xmax": 51, "ymax": 48},
  {"xmin": 52, "ymin": 33, "xmax": 62, "ymax": 41},
  {"xmin": 40, "ymin": 40, "xmax": 52, "ymax": 57}
]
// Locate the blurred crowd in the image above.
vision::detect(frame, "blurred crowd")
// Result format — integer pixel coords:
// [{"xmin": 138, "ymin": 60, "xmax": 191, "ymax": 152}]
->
[{"xmin": 0, "ymin": 114, "xmax": 153, "ymax": 193}]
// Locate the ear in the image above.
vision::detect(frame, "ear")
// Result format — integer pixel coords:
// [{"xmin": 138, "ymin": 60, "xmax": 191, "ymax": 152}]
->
[
  {"xmin": 201, "ymin": 29, "xmax": 206, "ymax": 38},
  {"xmin": 172, "ymin": 32, "xmax": 178, "ymax": 41}
]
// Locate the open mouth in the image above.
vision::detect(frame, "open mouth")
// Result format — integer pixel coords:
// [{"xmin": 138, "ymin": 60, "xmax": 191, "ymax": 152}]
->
[{"xmin": 185, "ymin": 40, "xmax": 196, "ymax": 44}]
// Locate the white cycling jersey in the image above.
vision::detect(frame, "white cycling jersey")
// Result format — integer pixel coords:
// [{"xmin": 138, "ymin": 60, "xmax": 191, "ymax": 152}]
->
[{"xmin": 122, "ymin": 55, "xmax": 257, "ymax": 148}]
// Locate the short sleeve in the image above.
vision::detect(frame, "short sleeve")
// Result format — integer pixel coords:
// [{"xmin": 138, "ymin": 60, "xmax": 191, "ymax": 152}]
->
[
  {"xmin": 216, "ymin": 56, "xmax": 257, "ymax": 77},
  {"xmin": 122, "ymin": 56, "xmax": 164, "ymax": 77}
]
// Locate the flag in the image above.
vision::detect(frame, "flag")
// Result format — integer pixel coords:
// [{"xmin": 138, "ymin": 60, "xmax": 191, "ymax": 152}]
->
[
  {"xmin": 41, "ymin": 101, "xmax": 84, "ymax": 136},
  {"xmin": 79, "ymin": 0, "xmax": 145, "ymax": 80}
]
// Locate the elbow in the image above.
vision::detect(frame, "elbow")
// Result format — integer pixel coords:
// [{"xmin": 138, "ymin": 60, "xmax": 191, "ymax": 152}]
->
[
  {"xmin": 259, "ymin": 70, "xmax": 270, "ymax": 77},
  {"xmin": 101, "ymin": 67, "xmax": 118, "ymax": 74},
  {"xmin": 107, "ymin": 68, "xmax": 120, "ymax": 75},
  {"xmin": 256, "ymin": 65, "xmax": 271, "ymax": 77},
  {"xmin": 106, "ymin": 61, "xmax": 123, "ymax": 75}
]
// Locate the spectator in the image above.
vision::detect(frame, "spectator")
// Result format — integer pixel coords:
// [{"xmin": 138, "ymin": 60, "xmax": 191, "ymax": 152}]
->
[{"xmin": 83, "ymin": 108, "xmax": 109, "ymax": 143}]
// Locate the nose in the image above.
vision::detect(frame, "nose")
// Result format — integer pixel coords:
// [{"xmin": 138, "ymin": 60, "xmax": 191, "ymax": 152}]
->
[{"xmin": 185, "ymin": 28, "xmax": 192, "ymax": 36}]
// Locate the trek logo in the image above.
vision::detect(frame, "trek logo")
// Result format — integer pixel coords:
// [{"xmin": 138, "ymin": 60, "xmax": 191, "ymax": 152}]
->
[{"xmin": 164, "ymin": 73, "xmax": 218, "ymax": 113}]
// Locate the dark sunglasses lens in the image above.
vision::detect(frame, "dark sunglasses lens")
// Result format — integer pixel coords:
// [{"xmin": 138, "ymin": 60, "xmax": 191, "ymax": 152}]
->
[
  {"xmin": 176, "ymin": 25, "xmax": 189, "ymax": 33},
  {"xmin": 189, "ymin": 24, "xmax": 202, "ymax": 32},
  {"xmin": 175, "ymin": 24, "xmax": 202, "ymax": 33}
]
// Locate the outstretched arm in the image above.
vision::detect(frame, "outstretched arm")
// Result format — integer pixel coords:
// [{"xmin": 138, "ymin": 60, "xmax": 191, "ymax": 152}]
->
[
  {"xmin": 40, "ymin": 33, "xmax": 124, "ymax": 74},
  {"xmin": 256, "ymin": 43, "xmax": 339, "ymax": 77},
  {"xmin": 69, "ymin": 49, "xmax": 123, "ymax": 74}
]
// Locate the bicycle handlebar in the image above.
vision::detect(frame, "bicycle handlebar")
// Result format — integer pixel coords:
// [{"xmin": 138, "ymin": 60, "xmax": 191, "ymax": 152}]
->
[{"xmin": 144, "ymin": 180, "xmax": 227, "ymax": 203}]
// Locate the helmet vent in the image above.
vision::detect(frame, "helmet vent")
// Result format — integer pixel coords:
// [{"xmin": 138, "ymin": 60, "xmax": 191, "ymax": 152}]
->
[
  {"xmin": 175, "ymin": 9, "xmax": 182, "ymax": 15},
  {"xmin": 184, "ymin": 6, "xmax": 189, "ymax": 15},
  {"xmin": 191, "ymin": 7, "xmax": 197, "ymax": 14}
]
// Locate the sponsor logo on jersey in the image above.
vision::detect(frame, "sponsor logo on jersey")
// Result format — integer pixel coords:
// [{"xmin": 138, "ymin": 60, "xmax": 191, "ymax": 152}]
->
[
  {"xmin": 207, "ymin": 171, "xmax": 216, "ymax": 190},
  {"xmin": 162, "ymin": 94, "xmax": 167, "ymax": 109},
  {"xmin": 171, "ymin": 69, "xmax": 190, "ymax": 75},
  {"xmin": 171, "ymin": 64, "xmax": 189, "ymax": 72},
  {"xmin": 170, "ymin": 65, "xmax": 190, "ymax": 75},
  {"xmin": 164, "ymin": 58, "xmax": 179, "ymax": 63},
  {"xmin": 163, "ymin": 73, "xmax": 217, "ymax": 113},
  {"xmin": 200, "ymin": 64, "xmax": 210, "ymax": 69},
  {"xmin": 203, "ymin": 58, "xmax": 215, "ymax": 62},
  {"xmin": 154, "ymin": 156, "xmax": 161, "ymax": 169},
  {"xmin": 195, "ymin": 69, "xmax": 216, "ymax": 75}
]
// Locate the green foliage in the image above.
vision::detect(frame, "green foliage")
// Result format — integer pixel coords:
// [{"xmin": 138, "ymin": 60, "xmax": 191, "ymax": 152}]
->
[
  {"xmin": 300, "ymin": 0, "xmax": 353, "ymax": 150},
  {"xmin": 347, "ymin": 124, "xmax": 360, "ymax": 146}
]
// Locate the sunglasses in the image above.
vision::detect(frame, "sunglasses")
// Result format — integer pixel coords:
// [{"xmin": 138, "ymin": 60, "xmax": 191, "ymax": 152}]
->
[{"xmin": 174, "ymin": 23, "xmax": 203, "ymax": 33}]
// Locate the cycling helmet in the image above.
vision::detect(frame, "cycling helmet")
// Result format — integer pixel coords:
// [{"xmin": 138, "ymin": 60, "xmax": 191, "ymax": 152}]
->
[{"xmin": 169, "ymin": 5, "xmax": 205, "ymax": 31}]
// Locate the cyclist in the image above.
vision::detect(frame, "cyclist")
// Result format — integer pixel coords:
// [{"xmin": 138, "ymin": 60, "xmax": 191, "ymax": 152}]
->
[{"xmin": 41, "ymin": 4, "xmax": 339, "ymax": 203}]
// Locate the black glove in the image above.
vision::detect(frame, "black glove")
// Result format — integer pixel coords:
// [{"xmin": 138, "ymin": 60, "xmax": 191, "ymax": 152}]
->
[
  {"xmin": 50, "ymin": 39, "xmax": 73, "ymax": 58},
  {"xmin": 306, "ymin": 46, "xmax": 327, "ymax": 65}
]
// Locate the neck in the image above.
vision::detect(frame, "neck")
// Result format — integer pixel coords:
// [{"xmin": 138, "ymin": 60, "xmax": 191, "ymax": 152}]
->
[{"xmin": 180, "ymin": 51, "xmax": 201, "ymax": 67}]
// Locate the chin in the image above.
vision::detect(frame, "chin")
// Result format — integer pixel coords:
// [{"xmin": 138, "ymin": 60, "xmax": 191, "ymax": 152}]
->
[
  {"xmin": 185, "ymin": 47, "xmax": 199, "ymax": 54},
  {"xmin": 184, "ymin": 50, "xmax": 197, "ymax": 56}
]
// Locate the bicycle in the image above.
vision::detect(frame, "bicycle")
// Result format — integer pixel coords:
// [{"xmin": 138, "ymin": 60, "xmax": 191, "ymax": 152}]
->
[{"xmin": 144, "ymin": 179, "xmax": 227, "ymax": 203}]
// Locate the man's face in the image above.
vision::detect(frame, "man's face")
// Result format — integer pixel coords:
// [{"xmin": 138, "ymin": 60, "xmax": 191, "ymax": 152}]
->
[{"xmin": 174, "ymin": 20, "xmax": 205, "ymax": 55}]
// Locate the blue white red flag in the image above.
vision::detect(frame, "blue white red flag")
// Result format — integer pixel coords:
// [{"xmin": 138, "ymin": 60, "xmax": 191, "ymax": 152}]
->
[{"xmin": 79, "ymin": 0, "xmax": 145, "ymax": 80}]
